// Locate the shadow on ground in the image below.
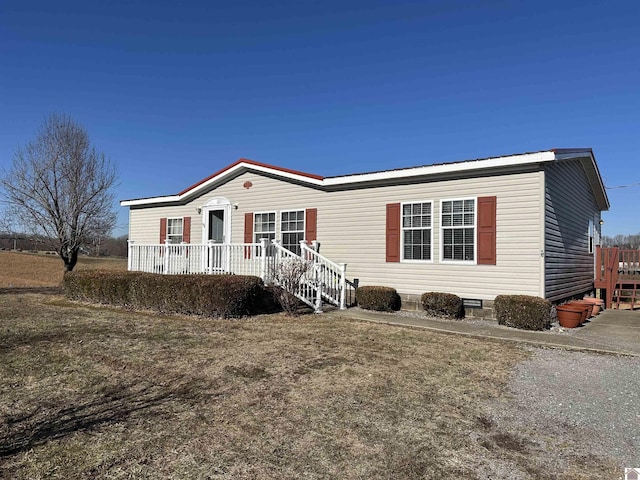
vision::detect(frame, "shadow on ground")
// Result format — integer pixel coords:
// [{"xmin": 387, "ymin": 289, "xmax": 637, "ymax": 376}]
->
[
  {"xmin": 0, "ymin": 287, "xmax": 62, "ymax": 296},
  {"xmin": 0, "ymin": 378, "xmax": 202, "ymax": 458}
]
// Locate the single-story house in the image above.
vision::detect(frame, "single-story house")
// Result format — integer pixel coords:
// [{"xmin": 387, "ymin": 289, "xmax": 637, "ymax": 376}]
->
[{"xmin": 120, "ymin": 148, "xmax": 609, "ymax": 313}]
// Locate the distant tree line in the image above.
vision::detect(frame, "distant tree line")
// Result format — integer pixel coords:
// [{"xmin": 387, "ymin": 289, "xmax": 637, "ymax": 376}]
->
[
  {"xmin": 601, "ymin": 233, "xmax": 640, "ymax": 249},
  {"xmin": 0, "ymin": 232, "xmax": 128, "ymax": 257}
]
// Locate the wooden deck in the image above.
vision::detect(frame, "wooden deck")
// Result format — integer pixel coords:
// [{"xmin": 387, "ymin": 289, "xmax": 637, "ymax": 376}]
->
[
  {"xmin": 611, "ymin": 280, "xmax": 640, "ymax": 310},
  {"xmin": 595, "ymin": 247, "xmax": 640, "ymax": 309}
]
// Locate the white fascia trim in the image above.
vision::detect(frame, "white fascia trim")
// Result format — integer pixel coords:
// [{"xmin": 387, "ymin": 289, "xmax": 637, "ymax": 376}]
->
[
  {"xmin": 120, "ymin": 161, "xmax": 324, "ymax": 207},
  {"xmin": 121, "ymin": 151, "xmax": 557, "ymax": 207},
  {"xmin": 244, "ymin": 163, "xmax": 324, "ymax": 186},
  {"xmin": 192, "ymin": 162, "xmax": 324, "ymax": 192},
  {"xmin": 322, "ymin": 151, "xmax": 556, "ymax": 186},
  {"xmin": 121, "ymin": 195, "xmax": 181, "ymax": 207}
]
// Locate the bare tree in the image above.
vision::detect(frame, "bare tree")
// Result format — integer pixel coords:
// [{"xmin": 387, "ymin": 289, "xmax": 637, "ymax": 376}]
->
[
  {"xmin": 271, "ymin": 257, "xmax": 312, "ymax": 315},
  {"xmin": 0, "ymin": 212, "xmax": 16, "ymax": 235},
  {"xmin": 1, "ymin": 114, "xmax": 118, "ymax": 271},
  {"xmin": 0, "ymin": 213, "xmax": 25, "ymax": 250},
  {"xmin": 601, "ymin": 233, "xmax": 640, "ymax": 249}
]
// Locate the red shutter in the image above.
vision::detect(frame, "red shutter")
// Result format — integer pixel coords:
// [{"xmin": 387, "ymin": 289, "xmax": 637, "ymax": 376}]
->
[
  {"xmin": 182, "ymin": 216, "xmax": 191, "ymax": 258},
  {"xmin": 477, "ymin": 196, "xmax": 497, "ymax": 265},
  {"xmin": 182, "ymin": 217, "xmax": 191, "ymax": 243},
  {"xmin": 305, "ymin": 208, "xmax": 317, "ymax": 242},
  {"xmin": 386, "ymin": 203, "xmax": 401, "ymax": 262},
  {"xmin": 244, "ymin": 213, "xmax": 254, "ymax": 243},
  {"xmin": 244, "ymin": 212, "xmax": 253, "ymax": 259},
  {"xmin": 160, "ymin": 218, "xmax": 167, "ymax": 243}
]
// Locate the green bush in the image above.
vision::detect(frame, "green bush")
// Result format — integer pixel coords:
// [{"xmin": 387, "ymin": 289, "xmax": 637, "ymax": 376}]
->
[
  {"xmin": 64, "ymin": 270, "xmax": 272, "ymax": 318},
  {"xmin": 356, "ymin": 286, "xmax": 401, "ymax": 312},
  {"xmin": 421, "ymin": 292, "xmax": 464, "ymax": 319},
  {"xmin": 494, "ymin": 294, "xmax": 552, "ymax": 330}
]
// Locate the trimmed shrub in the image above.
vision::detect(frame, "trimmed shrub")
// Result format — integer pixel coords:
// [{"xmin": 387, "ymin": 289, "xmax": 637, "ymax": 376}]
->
[
  {"xmin": 64, "ymin": 270, "xmax": 272, "ymax": 318},
  {"xmin": 421, "ymin": 292, "xmax": 464, "ymax": 319},
  {"xmin": 494, "ymin": 294, "xmax": 552, "ymax": 330},
  {"xmin": 256, "ymin": 285, "xmax": 284, "ymax": 315},
  {"xmin": 356, "ymin": 286, "xmax": 401, "ymax": 312},
  {"xmin": 64, "ymin": 270, "xmax": 137, "ymax": 306}
]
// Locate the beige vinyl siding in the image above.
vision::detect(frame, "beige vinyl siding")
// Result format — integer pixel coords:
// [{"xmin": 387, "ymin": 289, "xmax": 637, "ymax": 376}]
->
[
  {"xmin": 544, "ymin": 160, "xmax": 600, "ymax": 302},
  {"xmin": 128, "ymin": 168, "xmax": 545, "ymax": 300},
  {"xmin": 129, "ymin": 205, "xmax": 203, "ymax": 244}
]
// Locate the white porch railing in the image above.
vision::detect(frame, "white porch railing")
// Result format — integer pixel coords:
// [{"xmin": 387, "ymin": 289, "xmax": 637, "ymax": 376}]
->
[
  {"xmin": 128, "ymin": 240, "xmax": 265, "ymax": 277},
  {"xmin": 268, "ymin": 241, "xmax": 318, "ymax": 311},
  {"xmin": 301, "ymin": 241, "xmax": 347, "ymax": 310},
  {"xmin": 127, "ymin": 239, "xmax": 348, "ymax": 312}
]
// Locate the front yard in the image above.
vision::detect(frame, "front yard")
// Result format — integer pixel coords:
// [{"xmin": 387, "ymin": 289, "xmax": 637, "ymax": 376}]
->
[{"xmin": 0, "ymin": 292, "xmax": 623, "ymax": 479}]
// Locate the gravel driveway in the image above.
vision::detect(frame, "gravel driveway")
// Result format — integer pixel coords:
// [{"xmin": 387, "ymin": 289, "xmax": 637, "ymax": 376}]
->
[{"xmin": 481, "ymin": 348, "xmax": 640, "ymax": 478}]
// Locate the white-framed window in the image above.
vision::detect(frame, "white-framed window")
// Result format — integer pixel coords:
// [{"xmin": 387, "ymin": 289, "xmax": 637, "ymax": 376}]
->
[
  {"xmin": 254, "ymin": 212, "xmax": 276, "ymax": 243},
  {"xmin": 441, "ymin": 198, "xmax": 475, "ymax": 262},
  {"xmin": 402, "ymin": 202, "xmax": 432, "ymax": 261},
  {"xmin": 281, "ymin": 210, "xmax": 305, "ymax": 255},
  {"xmin": 167, "ymin": 218, "xmax": 184, "ymax": 244},
  {"xmin": 588, "ymin": 219, "xmax": 595, "ymax": 254}
]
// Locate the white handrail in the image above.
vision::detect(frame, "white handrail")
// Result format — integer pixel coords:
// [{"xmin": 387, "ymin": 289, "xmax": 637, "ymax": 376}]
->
[
  {"xmin": 300, "ymin": 240, "xmax": 347, "ymax": 310},
  {"xmin": 269, "ymin": 240, "xmax": 317, "ymax": 310}
]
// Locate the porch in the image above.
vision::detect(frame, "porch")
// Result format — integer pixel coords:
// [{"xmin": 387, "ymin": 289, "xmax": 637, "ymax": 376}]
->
[
  {"xmin": 127, "ymin": 239, "xmax": 351, "ymax": 312},
  {"xmin": 595, "ymin": 246, "xmax": 640, "ymax": 310}
]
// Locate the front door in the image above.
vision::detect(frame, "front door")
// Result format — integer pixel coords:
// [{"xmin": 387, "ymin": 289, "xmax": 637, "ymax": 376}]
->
[
  {"xmin": 205, "ymin": 207, "xmax": 228, "ymax": 272},
  {"xmin": 208, "ymin": 209, "xmax": 225, "ymax": 243}
]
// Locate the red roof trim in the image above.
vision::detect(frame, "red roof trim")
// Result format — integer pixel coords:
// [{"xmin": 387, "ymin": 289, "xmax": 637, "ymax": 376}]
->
[{"xmin": 177, "ymin": 158, "xmax": 324, "ymax": 196}]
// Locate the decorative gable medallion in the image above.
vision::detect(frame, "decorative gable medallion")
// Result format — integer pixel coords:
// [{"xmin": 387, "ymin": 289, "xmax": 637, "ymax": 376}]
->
[{"xmin": 243, "ymin": 181, "xmax": 253, "ymax": 189}]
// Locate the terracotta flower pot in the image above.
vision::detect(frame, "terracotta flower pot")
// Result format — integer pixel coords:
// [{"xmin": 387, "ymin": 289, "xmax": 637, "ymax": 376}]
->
[
  {"xmin": 566, "ymin": 301, "xmax": 593, "ymax": 322},
  {"xmin": 582, "ymin": 297, "xmax": 604, "ymax": 315},
  {"xmin": 556, "ymin": 305, "xmax": 583, "ymax": 328}
]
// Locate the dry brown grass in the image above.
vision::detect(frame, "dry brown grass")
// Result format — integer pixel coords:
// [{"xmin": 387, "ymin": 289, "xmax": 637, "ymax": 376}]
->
[
  {"xmin": 0, "ymin": 251, "xmax": 126, "ymax": 287},
  {"xmin": 0, "ymin": 293, "xmax": 620, "ymax": 479}
]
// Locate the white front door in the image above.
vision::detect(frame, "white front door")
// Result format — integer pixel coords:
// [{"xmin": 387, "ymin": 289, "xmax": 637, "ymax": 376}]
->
[
  {"xmin": 202, "ymin": 199, "xmax": 232, "ymax": 245},
  {"xmin": 202, "ymin": 199, "xmax": 231, "ymax": 272},
  {"xmin": 207, "ymin": 209, "xmax": 225, "ymax": 243}
]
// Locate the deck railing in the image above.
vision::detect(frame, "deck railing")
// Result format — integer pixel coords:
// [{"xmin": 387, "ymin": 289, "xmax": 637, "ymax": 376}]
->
[
  {"xmin": 595, "ymin": 246, "xmax": 640, "ymax": 308},
  {"xmin": 127, "ymin": 239, "xmax": 348, "ymax": 312}
]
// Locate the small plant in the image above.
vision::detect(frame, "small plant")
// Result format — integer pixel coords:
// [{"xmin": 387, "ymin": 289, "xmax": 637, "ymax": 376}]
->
[
  {"xmin": 356, "ymin": 286, "xmax": 400, "ymax": 311},
  {"xmin": 421, "ymin": 292, "xmax": 464, "ymax": 319},
  {"xmin": 494, "ymin": 294, "xmax": 552, "ymax": 330},
  {"xmin": 271, "ymin": 257, "xmax": 312, "ymax": 315}
]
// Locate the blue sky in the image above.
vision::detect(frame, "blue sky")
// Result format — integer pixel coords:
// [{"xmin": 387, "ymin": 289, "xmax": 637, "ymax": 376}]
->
[{"xmin": 1, "ymin": 0, "xmax": 638, "ymax": 237}]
